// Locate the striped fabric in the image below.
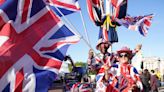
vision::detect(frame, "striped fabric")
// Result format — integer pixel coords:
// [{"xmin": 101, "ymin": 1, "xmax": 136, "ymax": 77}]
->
[
  {"xmin": 95, "ymin": 53, "xmax": 117, "ymax": 92},
  {"xmin": 111, "ymin": 0, "xmax": 127, "ymax": 19},
  {"xmin": 95, "ymin": 63, "xmax": 143, "ymax": 92},
  {"xmin": 107, "ymin": 64, "xmax": 143, "ymax": 92},
  {"xmin": 115, "ymin": 14, "xmax": 154, "ymax": 36},
  {"xmin": 46, "ymin": 0, "xmax": 80, "ymax": 17},
  {"xmin": 0, "ymin": 0, "xmax": 80, "ymax": 91},
  {"xmin": 86, "ymin": 0, "xmax": 104, "ymax": 26},
  {"xmin": 71, "ymin": 82, "xmax": 92, "ymax": 92}
]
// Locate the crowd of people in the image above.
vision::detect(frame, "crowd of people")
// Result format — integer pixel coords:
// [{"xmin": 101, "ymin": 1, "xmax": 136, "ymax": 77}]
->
[
  {"xmin": 68, "ymin": 39, "xmax": 162, "ymax": 92},
  {"xmin": 140, "ymin": 69, "xmax": 161, "ymax": 92},
  {"xmin": 87, "ymin": 39, "xmax": 142, "ymax": 92}
]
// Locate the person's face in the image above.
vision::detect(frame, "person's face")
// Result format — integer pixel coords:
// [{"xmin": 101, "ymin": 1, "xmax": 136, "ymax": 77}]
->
[
  {"xmin": 89, "ymin": 50, "xmax": 94, "ymax": 58},
  {"xmin": 98, "ymin": 43, "xmax": 110, "ymax": 54},
  {"xmin": 118, "ymin": 52, "xmax": 129, "ymax": 64},
  {"xmin": 89, "ymin": 49, "xmax": 93, "ymax": 54},
  {"xmin": 143, "ymin": 70, "xmax": 146, "ymax": 74}
]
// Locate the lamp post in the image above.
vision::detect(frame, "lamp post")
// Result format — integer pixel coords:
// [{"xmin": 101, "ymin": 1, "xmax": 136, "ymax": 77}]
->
[
  {"xmin": 158, "ymin": 58, "xmax": 162, "ymax": 81},
  {"xmin": 158, "ymin": 58, "xmax": 161, "ymax": 71}
]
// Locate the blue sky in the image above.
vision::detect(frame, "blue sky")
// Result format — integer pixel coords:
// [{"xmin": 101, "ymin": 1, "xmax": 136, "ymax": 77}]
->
[{"xmin": 64, "ymin": 0, "xmax": 164, "ymax": 62}]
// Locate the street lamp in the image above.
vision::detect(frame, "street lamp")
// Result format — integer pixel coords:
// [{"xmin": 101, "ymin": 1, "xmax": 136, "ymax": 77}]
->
[{"xmin": 158, "ymin": 58, "xmax": 160, "ymax": 69}]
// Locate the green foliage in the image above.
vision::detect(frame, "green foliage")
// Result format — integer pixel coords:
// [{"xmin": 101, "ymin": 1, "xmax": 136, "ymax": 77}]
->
[
  {"xmin": 88, "ymin": 70, "xmax": 97, "ymax": 75},
  {"xmin": 68, "ymin": 61, "xmax": 87, "ymax": 72},
  {"xmin": 68, "ymin": 64, "xmax": 72, "ymax": 71},
  {"xmin": 74, "ymin": 61, "xmax": 87, "ymax": 67}
]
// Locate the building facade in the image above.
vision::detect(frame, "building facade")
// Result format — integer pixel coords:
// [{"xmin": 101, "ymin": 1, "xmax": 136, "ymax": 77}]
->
[{"xmin": 143, "ymin": 57, "xmax": 164, "ymax": 81}]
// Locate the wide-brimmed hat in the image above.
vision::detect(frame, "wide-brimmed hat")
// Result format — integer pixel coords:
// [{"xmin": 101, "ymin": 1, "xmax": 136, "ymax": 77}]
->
[
  {"xmin": 117, "ymin": 46, "xmax": 132, "ymax": 58},
  {"xmin": 96, "ymin": 38, "xmax": 111, "ymax": 50}
]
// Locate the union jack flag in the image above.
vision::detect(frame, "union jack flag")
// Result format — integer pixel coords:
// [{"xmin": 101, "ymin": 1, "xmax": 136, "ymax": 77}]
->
[
  {"xmin": 107, "ymin": 64, "xmax": 143, "ymax": 91},
  {"xmin": 0, "ymin": 0, "xmax": 5, "ymax": 5},
  {"xmin": 115, "ymin": 14, "xmax": 154, "ymax": 36},
  {"xmin": 98, "ymin": 17, "xmax": 118, "ymax": 43},
  {"xmin": 0, "ymin": 0, "xmax": 80, "ymax": 91},
  {"xmin": 45, "ymin": 0, "xmax": 80, "ymax": 17},
  {"xmin": 71, "ymin": 82, "xmax": 92, "ymax": 92},
  {"xmin": 86, "ymin": 0, "xmax": 104, "ymax": 26},
  {"xmin": 111, "ymin": 0, "xmax": 127, "ymax": 19}
]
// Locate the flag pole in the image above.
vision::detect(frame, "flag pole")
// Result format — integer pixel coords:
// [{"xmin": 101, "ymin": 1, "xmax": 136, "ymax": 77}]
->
[
  {"xmin": 51, "ymin": 4, "xmax": 105, "ymax": 64},
  {"xmin": 50, "ymin": 4, "xmax": 93, "ymax": 49},
  {"xmin": 79, "ymin": 11, "xmax": 91, "ymax": 45}
]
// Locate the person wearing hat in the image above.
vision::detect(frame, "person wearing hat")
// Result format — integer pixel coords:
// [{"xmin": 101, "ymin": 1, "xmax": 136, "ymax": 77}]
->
[
  {"xmin": 102, "ymin": 46, "xmax": 143, "ymax": 92},
  {"xmin": 87, "ymin": 38, "xmax": 116, "ymax": 73},
  {"xmin": 92, "ymin": 39, "xmax": 118, "ymax": 92},
  {"xmin": 95, "ymin": 38, "xmax": 117, "ymax": 65},
  {"xmin": 96, "ymin": 38, "xmax": 112, "ymax": 55}
]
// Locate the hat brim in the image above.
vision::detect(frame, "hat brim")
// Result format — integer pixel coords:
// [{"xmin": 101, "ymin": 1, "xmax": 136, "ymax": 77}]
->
[
  {"xmin": 117, "ymin": 50, "xmax": 133, "ymax": 59},
  {"xmin": 96, "ymin": 41, "xmax": 111, "ymax": 50},
  {"xmin": 117, "ymin": 50, "xmax": 132, "ymax": 55},
  {"xmin": 96, "ymin": 43, "xmax": 102, "ymax": 50}
]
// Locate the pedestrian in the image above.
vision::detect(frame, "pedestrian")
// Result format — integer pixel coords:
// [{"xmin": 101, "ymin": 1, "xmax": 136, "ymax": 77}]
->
[
  {"xmin": 150, "ymin": 70, "xmax": 159, "ymax": 92},
  {"xmin": 87, "ymin": 49, "xmax": 97, "ymax": 73},
  {"xmin": 155, "ymin": 68, "xmax": 161, "ymax": 86},
  {"xmin": 140, "ymin": 69, "xmax": 150, "ymax": 92}
]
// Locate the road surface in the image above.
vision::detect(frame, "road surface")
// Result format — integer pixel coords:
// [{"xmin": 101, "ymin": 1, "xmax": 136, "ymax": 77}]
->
[{"xmin": 49, "ymin": 82, "xmax": 64, "ymax": 92}]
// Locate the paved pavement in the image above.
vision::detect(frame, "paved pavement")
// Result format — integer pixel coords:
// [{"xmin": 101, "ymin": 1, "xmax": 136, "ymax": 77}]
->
[
  {"xmin": 158, "ymin": 86, "xmax": 164, "ymax": 92},
  {"xmin": 48, "ymin": 83, "xmax": 164, "ymax": 92},
  {"xmin": 48, "ymin": 82, "xmax": 64, "ymax": 92},
  {"xmin": 49, "ymin": 89, "xmax": 63, "ymax": 92}
]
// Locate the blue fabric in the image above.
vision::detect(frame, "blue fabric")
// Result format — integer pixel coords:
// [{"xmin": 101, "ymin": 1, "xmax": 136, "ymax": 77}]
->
[
  {"xmin": 2, "ymin": 83, "xmax": 10, "ymax": 92},
  {"xmin": 44, "ymin": 45, "xmax": 70, "ymax": 61},
  {"xmin": 33, "ymin": 67, "xmax": 57, "ymax": 92}
]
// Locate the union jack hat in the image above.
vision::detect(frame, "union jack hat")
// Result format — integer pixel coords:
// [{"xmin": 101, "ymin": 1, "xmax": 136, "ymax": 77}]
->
[{"xmin": 96, "ymin": 38, "xmax": 111, "ymax": 50}]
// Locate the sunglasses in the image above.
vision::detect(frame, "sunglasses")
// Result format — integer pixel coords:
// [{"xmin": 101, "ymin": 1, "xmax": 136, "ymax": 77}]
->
[{"xmin": 119, "ymin": 53, "xmax": 129, "ymax": 58}]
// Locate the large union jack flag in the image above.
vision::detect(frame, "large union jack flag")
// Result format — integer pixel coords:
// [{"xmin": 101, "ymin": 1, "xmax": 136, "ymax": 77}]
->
[
  {"xmin": 0, "ymin": 0, "xmax": 80, "ymax": 91},
  {"xmin": 45, "ymin": 0, "xmax": 80, "ymax": 17}
]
